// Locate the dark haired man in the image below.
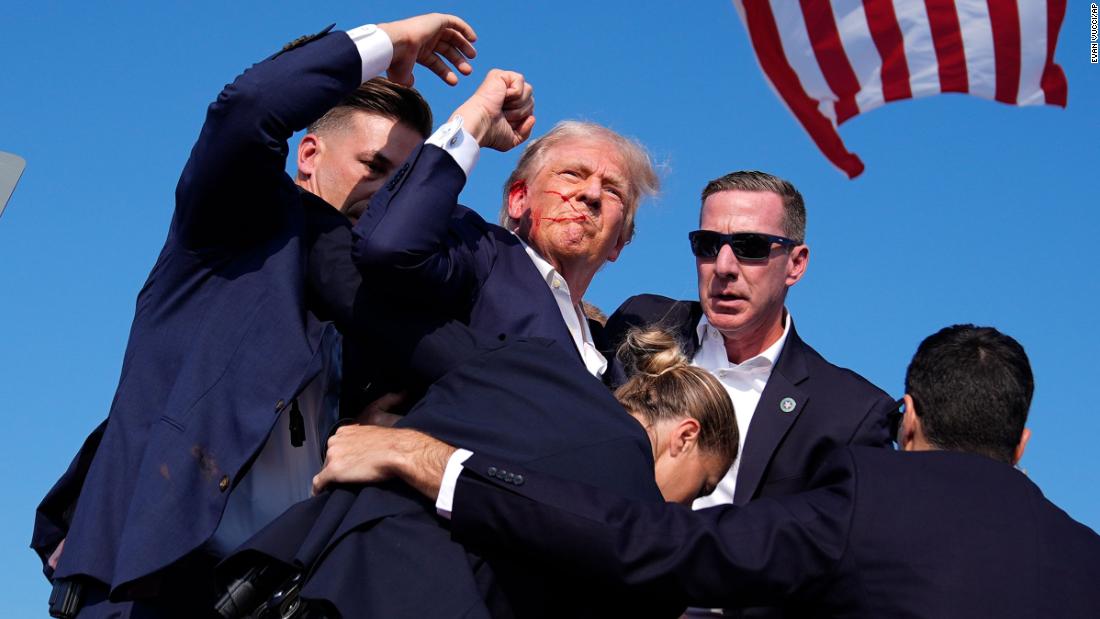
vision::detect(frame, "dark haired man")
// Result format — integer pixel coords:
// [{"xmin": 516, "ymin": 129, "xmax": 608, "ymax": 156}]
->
[
  {"xmin": 31, "ymin": 13, "xmax": 533, "ymax": 618},
  {"xmin": 296, "ymin": 78, "xmax": 435, "ymax": 223},
  {"xmin": 315, "ymin": 324, "xmax": 1100, "ymax": 618},
  {"xmin": 900, "ymin": 325, "xmax": 1032, "ymax": 463}
]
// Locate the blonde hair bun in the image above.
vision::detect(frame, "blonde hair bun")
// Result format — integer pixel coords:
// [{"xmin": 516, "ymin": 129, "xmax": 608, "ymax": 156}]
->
[{"xmin": 618, "ymin": 328, "xmax": 689, "ymax": 377}]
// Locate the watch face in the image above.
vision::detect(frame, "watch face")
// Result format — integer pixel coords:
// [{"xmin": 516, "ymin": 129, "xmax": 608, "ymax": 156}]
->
[{"xmin": 0, "ymin": 151, "xmax": 25, "ymax": 219}]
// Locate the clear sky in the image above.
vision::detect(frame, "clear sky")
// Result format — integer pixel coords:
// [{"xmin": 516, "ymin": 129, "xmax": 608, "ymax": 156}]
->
[{"xmin": 2, "ymin": 1, "xmax": 1097, "ymax": 613}]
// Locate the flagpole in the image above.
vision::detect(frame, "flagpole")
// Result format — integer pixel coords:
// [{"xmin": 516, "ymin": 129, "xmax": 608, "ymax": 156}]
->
[{"xmin": 0, "ymin": 151, "xmax": 26, "ymax": 219}]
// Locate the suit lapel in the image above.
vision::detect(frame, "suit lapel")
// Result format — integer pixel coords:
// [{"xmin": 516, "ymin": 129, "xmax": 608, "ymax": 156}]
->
[
  {"xmin": 505, "ymin": 239, "xmax": 584, "ymax": 364},
  {"xmin": 733, "ymin": 327, "xmax": 810, "ymax": 505}
]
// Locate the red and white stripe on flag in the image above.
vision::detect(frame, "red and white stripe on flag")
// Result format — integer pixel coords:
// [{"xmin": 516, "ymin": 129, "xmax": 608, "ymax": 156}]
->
[{"xmin": 732, "ymin": 0, "xmax": 1068, "ymax": 178}]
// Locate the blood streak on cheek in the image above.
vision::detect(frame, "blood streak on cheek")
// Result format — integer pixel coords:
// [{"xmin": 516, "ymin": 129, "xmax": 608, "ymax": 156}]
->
[
  {"xmin": 531, "ymin": 203, "xmax": 542, "ymax": 237},
  {"xmin": 542, "ymin": 190, "xmax": 593, "ymax": 224}
]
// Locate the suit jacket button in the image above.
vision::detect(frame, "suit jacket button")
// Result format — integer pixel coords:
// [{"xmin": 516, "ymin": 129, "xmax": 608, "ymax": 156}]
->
[
  {"xmin": 505, "ymin": 472, "xmax": 515, "ymax": 482},
  {"xmin": 219, "ymin": 475, "xmax": 230, "ymax": 492},
  {"xmin": 487, "ymin": 466, "xmax": 498, "ymax": 477},
  {"xmin": 275, "ymin": 399, "xmax": 285, "ymax": 412},
  {"xmin": 513, "ymin": 475, "xmax": 524, "ymax": 485}
]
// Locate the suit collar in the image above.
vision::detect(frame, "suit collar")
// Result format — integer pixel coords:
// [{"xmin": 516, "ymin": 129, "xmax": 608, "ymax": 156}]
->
[
  {"xmin": 694, "ymin": 311, "xmax": 793, "ymax": 373},
  {"xmin": 512, "ymin": 234, "xmax": 607, "ymax": 378},
  {"xmin": 499, "ymin": 236, "xmax": 593, "ymax": 372},
  {"xmin": 770, "ymin": 322, "xmax": 810, "ymax": 385}
]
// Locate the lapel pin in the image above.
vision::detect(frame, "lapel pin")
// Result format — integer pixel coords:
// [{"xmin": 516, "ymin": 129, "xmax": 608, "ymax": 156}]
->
[{"xmin": 779, "ymin": 397, "xmax": 797, "ymax": 413}]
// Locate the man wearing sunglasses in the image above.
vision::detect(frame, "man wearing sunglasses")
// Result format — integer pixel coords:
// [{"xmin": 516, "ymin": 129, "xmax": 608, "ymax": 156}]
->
[{"xmin": 603, "ymin": 172, "xmax": 895, "ymax": 602}]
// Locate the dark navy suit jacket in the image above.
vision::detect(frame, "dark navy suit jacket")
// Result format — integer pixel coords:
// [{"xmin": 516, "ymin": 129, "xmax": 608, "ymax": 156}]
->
[
  {"xmin": 223, "ymin": 315, "xmax": 670, "ymax": 618},
  {"xmin": 350, "ymin": 149, "xmax": 585, "ymax": 362},
  {"xmin": 451, "ymin": 446, "xmax": 1100, "ymax": 618},
  {"xmin": 30, "ymin": 28, "xmax": 381, "ymax": 599},
  {"xmin": 603, "ymin": 294, "xmax": 894, "ymax": 506}
]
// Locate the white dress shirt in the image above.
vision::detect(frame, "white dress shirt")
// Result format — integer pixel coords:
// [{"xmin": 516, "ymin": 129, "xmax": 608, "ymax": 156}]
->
[
  {"xmin": 517, "ymin": 238, "xmax": 608, "ymax": 378},
  {"xmin": 690, "ymin": 312, "xmax": 791, "ymax": 509},
  {"xmin": 209, "ymin": 24, "xmax": 480, "ymax": 555},
  {"xmin": 209, "ymin": 323, "xmax": 343, "ymax": 556}
]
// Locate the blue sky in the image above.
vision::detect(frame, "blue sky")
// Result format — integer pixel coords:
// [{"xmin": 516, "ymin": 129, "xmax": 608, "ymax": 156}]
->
[{"xmin": 2, "ymin": 1, "xmax": 1097, "ymax": 613}]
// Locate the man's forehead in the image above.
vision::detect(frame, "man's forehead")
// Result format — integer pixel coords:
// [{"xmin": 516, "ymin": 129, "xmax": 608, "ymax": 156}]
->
[
  {"xmin": 700, "ymin": 189, "xmax": 784, "ymax": 229},
  {"xmin": 356, "ymin": 116, "xmax": 421, "ymax": 155},
  {"xmin": 545, "ymin": 137, "xmax": 626, "ymax": 168}
]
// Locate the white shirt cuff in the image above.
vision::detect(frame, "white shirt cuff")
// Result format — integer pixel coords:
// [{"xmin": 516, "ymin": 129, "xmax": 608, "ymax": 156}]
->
[
  {"xmin": 345, "ymin": 24, "xmax": 394, "ymax": 84},
  {"xmin": 435, "ymin": 448, "xmax": 474, "ymax": 519},
  {"xmin": 425, "ymin": 116, "xmax": 480, "ymax": 177}
]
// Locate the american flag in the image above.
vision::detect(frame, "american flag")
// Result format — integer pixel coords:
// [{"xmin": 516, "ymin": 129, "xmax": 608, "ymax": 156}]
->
[{"xmin": 733, "ymin": 0, "xmax": 1068, "ymax": 178}]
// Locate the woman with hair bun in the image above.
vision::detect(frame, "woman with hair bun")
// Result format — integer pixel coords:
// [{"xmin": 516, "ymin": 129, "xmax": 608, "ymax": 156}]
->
[
  {"xmin": 616, "ymin": 328, "xmax": 739, "ymax": 504},
  {"xmin": 223, "ymin": 317, "xmax": 739, "ymax": 617}
]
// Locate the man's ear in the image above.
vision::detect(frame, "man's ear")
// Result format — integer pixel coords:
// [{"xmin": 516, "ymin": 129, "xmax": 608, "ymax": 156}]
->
[
  {"xmin": 899, "ymin": 394, "xmax": 920, "ymax": 452},
  {"xmin": 1013, "ymin": 427, "xmax": 1031, "ymax": 465},
  {"xmin": 606, "ymin": 233, "xmax": 628, "ymax": 263},
  {"xmin": 297, "ymin": 134, "xmax": 321, "ymax": 178},
  {"xmin": 785, "ymin": 244, "xmax": 809, "ymax": 287},
  {"xmin": 505, "ymin": 180, "xmax": 528, "ymax": 223},
  {"xmin": 668, "ymin": 417, "xmax": 702, "ymax": 457}
]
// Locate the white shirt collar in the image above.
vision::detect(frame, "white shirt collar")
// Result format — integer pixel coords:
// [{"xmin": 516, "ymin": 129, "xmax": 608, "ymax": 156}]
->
[
  {"xmin": 514, "ymin": 234, "xmax": 607, "ymax": 378},
  {"xmin": 696, "ymin": 310, "xmax": 792, "ymax": 370},
  {"xmin": 518, "ymin": 236, "xmax": 561, "ymax": 288}
]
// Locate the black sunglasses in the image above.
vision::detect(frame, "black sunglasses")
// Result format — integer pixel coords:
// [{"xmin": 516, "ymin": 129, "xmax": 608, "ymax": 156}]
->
[{"xmin": 688, "ymin": 230, "xmax": 800, "ymax": 261}]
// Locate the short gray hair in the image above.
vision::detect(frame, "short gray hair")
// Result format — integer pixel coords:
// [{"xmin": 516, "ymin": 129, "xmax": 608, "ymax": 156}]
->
[
  {"xmin": 701, "ymin": 171, "xmax": 806, "ymax": 242},
  {"xmin": 499, "ymin": 121, "xmax": 659, "ymax": 244}
]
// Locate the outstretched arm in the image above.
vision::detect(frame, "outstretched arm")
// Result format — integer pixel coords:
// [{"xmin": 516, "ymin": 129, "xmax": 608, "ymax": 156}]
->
[
  {"xmin": 313, "ymin": 425, "xmax": 455, "ymax": 499},
  {"xmin": 351, "ymin": 69, "xmax": 535, "ymax": 301},
  {"xmin": 313, "ymin": 425, "xmax": 855, "ymax": 610},
  {"xmin": 172, "ymin": 14, "xmax": 477, "ymax": 250},
  {"xmin": 849, "ymin": 391, "xmax": 898, "ymax": 448}
]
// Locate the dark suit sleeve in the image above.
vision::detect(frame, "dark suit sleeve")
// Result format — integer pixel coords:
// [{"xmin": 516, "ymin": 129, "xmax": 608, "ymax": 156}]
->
[
  {"xmin": 172, "ymin": 28, "xmax": 363, "ymax": 250},
  {"xmin": 30, "ymin": 419, "xmax": 107, "ymax": 575},
  {"xmin": 450, "ymin": 449, "xmax": 857, "ymax": 609},
  {"xmin": 304, "ymin": 204, "xmax": 490, "ymax": 387},
  {"xmin": 350, "ymin": 145, "xmax": 482, "ymax": 304},
  {"xmin": 847, "ymin": 391, "xmax": 896, "ymax": 448}
]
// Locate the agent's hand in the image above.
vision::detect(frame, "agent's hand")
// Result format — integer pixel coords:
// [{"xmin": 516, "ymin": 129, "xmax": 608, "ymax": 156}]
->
[
  {"xmin": 355, "ymin": 390, "xmax": 411, "ymax": 428},
  {"xmin": 378, "ymin": 13, "xmax": 477, "ymax": 86},
  {"xmin": 453, "ymin": 69, "xmax": 536, "ymax": 152},
  {"xmin": 48, "ymin": 538, "xmax": 65, "ymax": 570},
  {"xmin": 313, "ymin": 425, "xmax": 455, "ymax": 499}
]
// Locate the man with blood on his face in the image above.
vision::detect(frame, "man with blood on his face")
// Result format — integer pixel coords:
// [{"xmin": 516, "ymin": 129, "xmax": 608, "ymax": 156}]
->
[{"xmin": 352, "ymin": 118, "xmax": 658, "ymax": 380}]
